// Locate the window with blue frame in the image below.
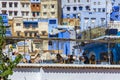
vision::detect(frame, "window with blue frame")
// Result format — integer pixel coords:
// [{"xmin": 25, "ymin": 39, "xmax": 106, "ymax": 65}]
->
[
  {"xmin": 2, "ymin": 16, "xmax": 7, "ymax": 19},
  {"xmin": 49, "ymin": 20, "xmax": 56, "ymax": 24},
  {"xmin": 67, "ymin": 14, "xmax": 70, "ymax": 18},
  {"xmin": 73, "ymin": 14, "xmax": 76, "ymax": 18},
  {"xmin": 49, "ymin": 34, "xmax": 58, "ymax": 37},
  {"xmin": 73, "ymin": 7, "xmax": 77, "ymax": 11},
  {"xmin": 23, "ymin": 22, "xmax": 38, "ymax": 28},
  {"xmin": 79, "ymin": 6, "xmax": 83, "ymax": 10},
  {"xmin": 86, "ymin": 6, "xmax": 90, "ymax": 10},
  {"xmin": 115, "ymin": 15, "xmax": 119, "ymax": 18},
  {"xmin": 67, "ymin": 7, "xmax": 70, "ymax": 11}
]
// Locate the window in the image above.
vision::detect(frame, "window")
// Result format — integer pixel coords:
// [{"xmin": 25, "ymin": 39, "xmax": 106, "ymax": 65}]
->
[
  {"xmin": 22, "ymin": 4, "xmax": 25, "ymax": 7},
  {"xmin": 43, "ymin": 12, "xmax": 47, "ymax": 16},
  {"xmin": 35, "ymin": 44, "xmax": 40, "ymax": 49},
  {"xmin": 26, "ymin": 3, "xmax": 29, "ymax": 7},
  {"xmin": 22, "ymin": 12, "xmax": 24, "ymax": 16},
  {"xmin": 67, "ymin": 14, "xmax": 70, "ymax": 18},
  {"xmin": 24, "ymin": 32, "xmax": 28, "ymax": 37},
  {"xmin": 118, "ymin": 3, "xmax": 120, "ymax": 6},
  {"xmin": 93, "ymin": 8, "xmax": 96, "ymax": 12},
  {"xmin": 33, "ymin": 5, "xmax": 35, "ymax": 7},
  {"xmin": 79, "ymin": 6, "xmax": 83, "ymax": 10},
  {"xmin": 51, "ymin": 12, "xmax": 55, "ymax": 15},
  {"xmin": 37, "ymin": 4, "xmax": 39, "ymax": 7},
  {"xmin": 98, "ymin": 2, "xmax": 100, "ymax": 5},
  {"xmin": 49, "ymin": 41, "xmax": 52, "ymax": 45},
  {"xmin": 43, "ymin": 5, "xmax": 47, "ymax": 8},
  {"xmin": 41, "ymin": 31, "xmax": 46, "ymax": 35},
  {"xmin": 49, "ymin": 20, "xmax": 56, "ymax": 24},
  {"xmin": 29, "ymin": 32, "xmax": 32, "ymax": 37},
  {"xmin": 9, "ymin": 2, "xmax": 13, "ymax": 7},
  {"xmin": 91, "ymin": 18, "xmax": 96, "ymax": 23},
  {"xmin": 26, "ymin": 12, "xmax": 29, "ymax": 16},
  {"xmin": 73, "ymin": 7, "xmax": 77, "ymax": 11},
  {"xmin": 51, "ymin": 4, "xmax": 55, "ymax": 8},
  {"xmin": 17, "ymin": 32, "xmax": 20, "ymax": 36},
  {"xmin": 14, "ymin": 11, "xmax": 18, "ymax": 16},
  {"xmin": 74, "ymin": 0, "xmax": 76, "ymax": 3},
  {"xmin": 86, "ymin": 6, "xmax": 90, "ymax": 10},
  {"xmin": 102, "ymin": 8, "xmax": 105, "ymax": 12},
  {"xmin": 84, "ymin": 17, "xmax": 89, "ymax": 23},
  {"xmin": 14, "ymin": 2, "xmax": 18, "ymax": 7},
  {"xmin": 37, "ymin": 12, "xmax": 39, "ymax": 16},
  {"xmin": 34, "ymin": 32, "xmax": 37, "ymax": 37},
  {"xmin": 67, "ymin": 0, "xmax": 70, "ymax": 3},
  {"xmin": 87, "ymin": 0, "xmax": 89, "ymax": 2},
  {"xmin": 98, "ymin": 8, "xmax": 101, "ymax": 12},
  {"xmin": 2, "ymin": 10, "xmax": 6, "ymax": 14},
  {"xmin": 32, "ymin": 12, "xmax": 36, "ymax": 17},
  {"xmin": 101, "ymin": 18, "xmax": 105, "ymax": 23},
  {"xmin": 94, "ymin": 2, "xmax": 96, "ymax": 5},
  {"xmin": 67, "ymin": 7, "xmax": 70, "ymax": 11},
  {"xmin": 78, "ymin": 0, "xmax": 80, "ymax": 2},
  {"xmin": 9, "ymin": 11, "xmax": 12, "ymax": 16},
  {"xmin": 16, "ymin": 23, "xmax": 21, "ymax": 26},
  {"xmin": 2, "ymin": 2, "xmax": 6, "ymax": 8},
  {"xmin": 73, "ymin": 14, "xmax": 76, "ymax": 18}
]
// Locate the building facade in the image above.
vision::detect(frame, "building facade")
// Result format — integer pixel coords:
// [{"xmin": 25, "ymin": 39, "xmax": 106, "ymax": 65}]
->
[
  {"xmin": 40, "ymin": 0, "xmax": 61, "ymax": 24},
  {"xmin": 49, "ymin": 24, "xmax": 76, "ymax": 55},
  {"xmin": 0, "ymin": 0, "xmax": 22, "ymax": 19},
  {"xmin": 20, "ymin": 0, "xmax": 32, "ymax": 18},
  {"xmin": 61, "ymin": 0, "xmax": 112, "ymax": 31},
  {"xmin": 30, "ymin": 0, "xmax": 41, "ymax": 18}
]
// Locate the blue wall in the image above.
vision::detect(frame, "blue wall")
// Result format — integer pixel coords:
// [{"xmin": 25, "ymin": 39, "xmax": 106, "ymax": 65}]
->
[
  {"xmin": 48, "ymin": 19, "xmax": 70, "ymax": 55},
  {"xmin": 49, "ymin": 30, "xmax": 70, "ymax": 55},
  {"xmin": 84, "ymin": 43, "xmax": 108, "ymax": 61},
  {"xmin": 83, "ymin": 40, "xmax": 120, "ymax": 63},
  {"xmin": 0, "ymin": 14, "xmax": 8, "ymax": 26},
  {"xmin": 48, "ymin": 18, "xmax": 58, "ymax": 33},
  {"xmin": 0, "ymin": 14, "xmax": 12, "ymax": 36},
  {"xmin": 110, "ymin": 6, "xmax": 120, "ymax": 21}
]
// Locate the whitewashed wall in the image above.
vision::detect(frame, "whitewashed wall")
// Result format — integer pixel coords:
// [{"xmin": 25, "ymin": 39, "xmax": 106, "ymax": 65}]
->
[{"xmin": 8, "ymin": 64, "xmax": 120, "ymax": 80}]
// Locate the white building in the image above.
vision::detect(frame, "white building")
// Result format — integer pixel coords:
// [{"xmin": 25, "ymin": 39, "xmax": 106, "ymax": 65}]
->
[
  {"xmin": 0, "ymin": 0, "xmax": 22, "ymax": 19},
  {"xmin": 61, "ymin": 0, "xmax": 112, "ymax": 31},
  {"xmin": 20, "ymin": 0, "xmax": 32, "ymax": 19},
  {"xmin": 0, "ymin": 0, "xmax": 32, "ymax": 19},
  {"xmin": 111, "ymin": 0, "xmax": 120, "ymax": 6}
]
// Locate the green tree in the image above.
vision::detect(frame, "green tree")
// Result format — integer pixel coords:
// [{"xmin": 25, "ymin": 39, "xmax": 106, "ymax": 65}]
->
[{"xmin": 0, "ymin": 16, "xmax": 22, "ymax": 80}]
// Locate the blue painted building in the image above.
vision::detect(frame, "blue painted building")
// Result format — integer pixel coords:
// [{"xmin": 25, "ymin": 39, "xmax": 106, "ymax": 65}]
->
[
  {"xmin": 110, "ymin": 6, "xmax": 120, "ymax": 21},
  {"xmin": 48, "ymin": 18, "xmax": 72, "ymax": 55},
  {"xmin": 48, "ymin": 18, "xmax": 58, "ymax": 34},
  {"xmin": 0, "ymin": 14, "xmax": 12, "ymax": 36},
  {"xmin": 49, "ymin": 29, "xmax": 70, "ymax": 55}
]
